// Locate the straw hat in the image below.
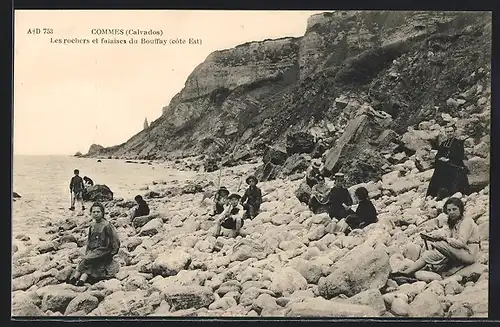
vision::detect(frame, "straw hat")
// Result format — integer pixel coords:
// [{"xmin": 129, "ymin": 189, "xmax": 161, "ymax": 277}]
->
[{"xmin": 311, "ymin": 160, "xmax": 322, "ymax": 169}]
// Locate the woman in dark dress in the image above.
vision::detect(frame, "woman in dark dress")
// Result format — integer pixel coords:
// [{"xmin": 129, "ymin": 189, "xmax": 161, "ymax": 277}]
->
[
  {"xmin": 336, "ymin": 187, "xmax": 378, "ymax": 235},
  {"xmin": 426, "ymin": 126, "xmax": 470, "ymax": 199},
  {"xmin": 68, "ymin": 202, "xmax": 120, "ymax": 286}
]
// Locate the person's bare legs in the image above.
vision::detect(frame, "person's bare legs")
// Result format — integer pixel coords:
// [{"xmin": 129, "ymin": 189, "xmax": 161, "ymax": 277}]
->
[
  {"xmin": 78, "ymin": 196, "xmax": 85, "ymax": 211},
  {"xmin": 212, "ymin": 218, "xmax": 222, "ymax": 237},
  {"xmin": 336, "ymin": 218, "xmax": 349, "ymax": 235},
  {"xmin": 69, "ymin": 270, "xmax": 81, "ymax": 282},
  {"xmin": 70, "ymin": 192, "xmax": 76, "ymax": 210},
  {"xmin": 233, "ymin": 217, "xmax": 242, "ymax": 237},
  {"xmin": 76, "ymin": 273, "xmax": 88, "ymax": 286}
]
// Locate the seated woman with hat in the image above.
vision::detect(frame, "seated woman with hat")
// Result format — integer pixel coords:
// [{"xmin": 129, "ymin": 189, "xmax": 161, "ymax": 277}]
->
[
  {"xmin": 305, "ymin": 159, "xmax": 324, "ymax": 188},
  {"xmin": 308, "ymin": 175, "xmax": 331, "ymax": 214},
  {"xmin": 213, "ymin": 193, "xmax": 245, "ymax": 238},
  {"xmin": 240, "ymin": 175, "xmax": 262, "ymax": 219},
  {"xmin": 209, "ymin": 186, "xmax": 230, "ymax": 217}
]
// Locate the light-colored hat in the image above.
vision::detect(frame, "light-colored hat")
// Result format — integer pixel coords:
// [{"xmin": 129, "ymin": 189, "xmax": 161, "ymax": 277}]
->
[
  {"xmin": 334, "ymin": 173, "xmax": 345, "ymax": 178},
  {"xmin": 311, "ymin": 160, "xmax": 322, "ymax": 169}
]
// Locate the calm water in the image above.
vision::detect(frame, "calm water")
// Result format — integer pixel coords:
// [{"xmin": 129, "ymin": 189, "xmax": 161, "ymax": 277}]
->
[{"xmin": 12, "ymin": 155, "xmax": 196, "ymax": 237}]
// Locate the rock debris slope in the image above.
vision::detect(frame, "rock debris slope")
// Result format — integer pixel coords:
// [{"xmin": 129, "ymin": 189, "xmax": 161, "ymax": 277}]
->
[{"xmin": 12, "ymin": 158, "xmax": 489, "ymax": 317}]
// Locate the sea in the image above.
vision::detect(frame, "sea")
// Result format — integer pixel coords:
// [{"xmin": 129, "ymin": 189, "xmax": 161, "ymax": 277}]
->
[{"xmin": 12, "ymin": 155, "xmax": 196, "ymax": 239}]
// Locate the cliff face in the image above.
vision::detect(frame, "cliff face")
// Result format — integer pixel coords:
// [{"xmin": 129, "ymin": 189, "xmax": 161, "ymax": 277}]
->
[{"xmin": 90, "ymin": 11, "xmax": 491, "ymax": 165}]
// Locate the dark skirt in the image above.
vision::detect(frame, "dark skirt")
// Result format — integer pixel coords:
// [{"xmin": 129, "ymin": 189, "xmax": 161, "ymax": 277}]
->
[
  {"xmin": 77, "ymin": 255, "xmax": 120, "ymax": 279},
  {"xmin": 244, "ymin": 203, "xmax": 260, "ymax": 219},
  {"xmin": 328, "ymin": 206, "xmax": 352, "ymax": 220},
  {"xmin": 221, "ymin": 217, "xmax": 244, "ymax": 230},
  {"xmin": 345, "ymin": 214, "xmax": 377, "ymax": 231},
  {"xmin": 306, "ymin": 177, "xmax": 317, "ymax": 189},
  {"xmin": 214, "ymin": 203, "xmax": 225, "ymax": 215},
  {"xmin": 426, "ymin": 161, "xmax": 470, "ymax": 198},
  {"xmin": 308, "ymin": 197, "xmax": 329, "ymax": 214}
]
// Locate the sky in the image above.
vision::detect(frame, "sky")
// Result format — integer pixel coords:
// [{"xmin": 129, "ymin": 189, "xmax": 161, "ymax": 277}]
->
[{"xmin": 13, "ymin": 10, "xmax": 328, "ymax": 155}]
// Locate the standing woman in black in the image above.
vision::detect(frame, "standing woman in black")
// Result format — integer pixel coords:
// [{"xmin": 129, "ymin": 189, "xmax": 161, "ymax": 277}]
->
[{"xmin": 426, "ymin": 126, "xmax": 470, "ymax": 199}]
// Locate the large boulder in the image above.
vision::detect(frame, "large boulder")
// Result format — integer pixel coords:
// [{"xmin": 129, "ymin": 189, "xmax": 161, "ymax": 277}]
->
[
  {"xmin": 12, "ymin": 300, "xmax": 47, "ymax": 316},
  {"xmin": 295, "ymin": 181, "xmax": 312, "ymax": 204},
  {"xmin": 318, "ymin": 245, "xmax": 390, "ymax": 298},
  {"xmin": 465, "ymin": 156, "xmax": 489, "ymax": 192},
  {"xmin": 324, "ymin": 114, "xmax": 370, "ymax": 172},
  {"xmin": 255, "ymin": 162, "xmax": 282, "ymax": 182},
  {"xmin": 230, "ymin": 238, "xmax": 273, "ymax": 262},
  {"xmin": 285, "ymin": 297, "xmax": 379, "ymax": 317},
  {"xmin": 269, "ymin": 267, "xmax": 308, "ymax": 296},
  {"xmin": 162, "ymin": 285, "xmax": 215, "ymax": 311},
  {"xmin": 132, "ymin": 213, "xmax": 162, "ymax": 228},
  {"xmin": 409, "ymin": 291, "xmax": 444, "ymax": 317},
  {"xmin": 152, "ymin": 250, "xmax": 192, "ymax": 277},
  {"xmin": 41, "ymin": 288, "xmax": 78, "ymax": 313},
  {"xmin": 93, "ymin": 290, "xmax": 153, "ymax": 316},
  {"xmin": 286, "ymin": 132, "xmax": 316, "ymax": 155},
  {"xmin": 400, "ymin": 128, "xmax": 440, "ymax": 153},
  {"xmin": 280, "ymin": 153, "xmax": 310, "ymax": 176},
  {"xmin": 446, "ymin": 279, "xmax": 488, "ymax": 316},
  {"xmin": 65, "ymin": 294, "xmax": 99, "ymax": 315},
  {"xmin": 263, "ymin": 146, "xmax": 288, "ymax": 165},
  {"xmin": 83, "ymin": 184, "xmax": 113, "ymax": 202}
]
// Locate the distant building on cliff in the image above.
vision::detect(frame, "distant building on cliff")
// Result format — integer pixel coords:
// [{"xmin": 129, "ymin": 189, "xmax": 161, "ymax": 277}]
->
[{"xmin": 143, "ymin": 118, "xmax": 149, "ymax": 130}]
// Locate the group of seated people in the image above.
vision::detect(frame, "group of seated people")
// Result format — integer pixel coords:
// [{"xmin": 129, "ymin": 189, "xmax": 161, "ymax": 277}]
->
[
  {"xmin": 305, "ymin": 159, "xmax": 378, "ymax": 236},
  {"xmin": 65, "ymin": 155, "xmax": 481, "ymax": 286},
  {"xmin": 208, "ymin": 175, "xmax": 263, "ymax": 237},
  {"xmin": 304, "ymin": 157, "xmax": 481, "ymax": 276}
]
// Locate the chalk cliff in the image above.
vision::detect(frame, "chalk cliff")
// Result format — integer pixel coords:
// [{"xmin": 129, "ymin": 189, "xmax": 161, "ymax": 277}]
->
[{"xmin": 88, "ymin": 11, "xmax": 491, "ymax": 181}]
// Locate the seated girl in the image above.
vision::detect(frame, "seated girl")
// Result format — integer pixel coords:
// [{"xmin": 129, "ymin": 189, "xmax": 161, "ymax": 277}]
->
[
  {"xmin": 212, "ymin": 193, "xmax": 245, "ymax": 238},
  {"xmin": 308, "ymin": 175, "xmax": 331, "ymax": 214},
  {"xmin": 209, "ymin": 186, "xmax": 230, "ymax": 217},
  {"xmin": 130, "ymin": 195, "xmax": 150, "ymax": 220},
  {"xmin": 391, "ymin": 197, "xmax": 480, "ymax": 277},
  {"xmin": 68, "ymin": 202, "xmax": 121, "ymax": 286},
  {"xmin": 336, "ymin": 187, "xmax": 378, "ymax": 235}
]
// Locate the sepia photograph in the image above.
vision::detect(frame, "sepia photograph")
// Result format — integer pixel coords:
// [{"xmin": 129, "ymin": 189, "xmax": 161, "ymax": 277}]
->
[{"xmin": 12, "ymin": 10, "xmax": 491, "ymax": 318}]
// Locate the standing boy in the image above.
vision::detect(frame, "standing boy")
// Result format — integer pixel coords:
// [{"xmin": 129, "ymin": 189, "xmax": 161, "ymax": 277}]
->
[{"xmin": 69, "ymin": 169, "xmax": 85, "ymax": 211}]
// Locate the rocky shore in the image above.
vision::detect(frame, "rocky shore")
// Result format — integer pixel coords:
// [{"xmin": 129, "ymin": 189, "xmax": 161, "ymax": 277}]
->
[{"xmin": 12, "ymin": 154, "xmax": 489, "ymax": 317}]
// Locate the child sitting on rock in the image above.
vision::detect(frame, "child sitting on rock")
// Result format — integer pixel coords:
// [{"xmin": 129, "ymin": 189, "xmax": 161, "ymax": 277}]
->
[
  {"xmin": 213, "ymin": 193, "xmax": 245, "ymax": 238},
  {"xmin": 240, "ymin": 175, "xmax": 262, "ymax": 219},
  {"xmin": 209, "ymin": 186, "xmax": 230, "ymax": 217},
  {"xmin": 130, "ymin": 195, "xmax": 150, "ymax": 220},
  {"xmin": 68, "ymin": 202, "xmax": 120, "ymax": 286},
  {"xmin": 308, "ymin": 175, "xmax": 331, "ymax": 214}
]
